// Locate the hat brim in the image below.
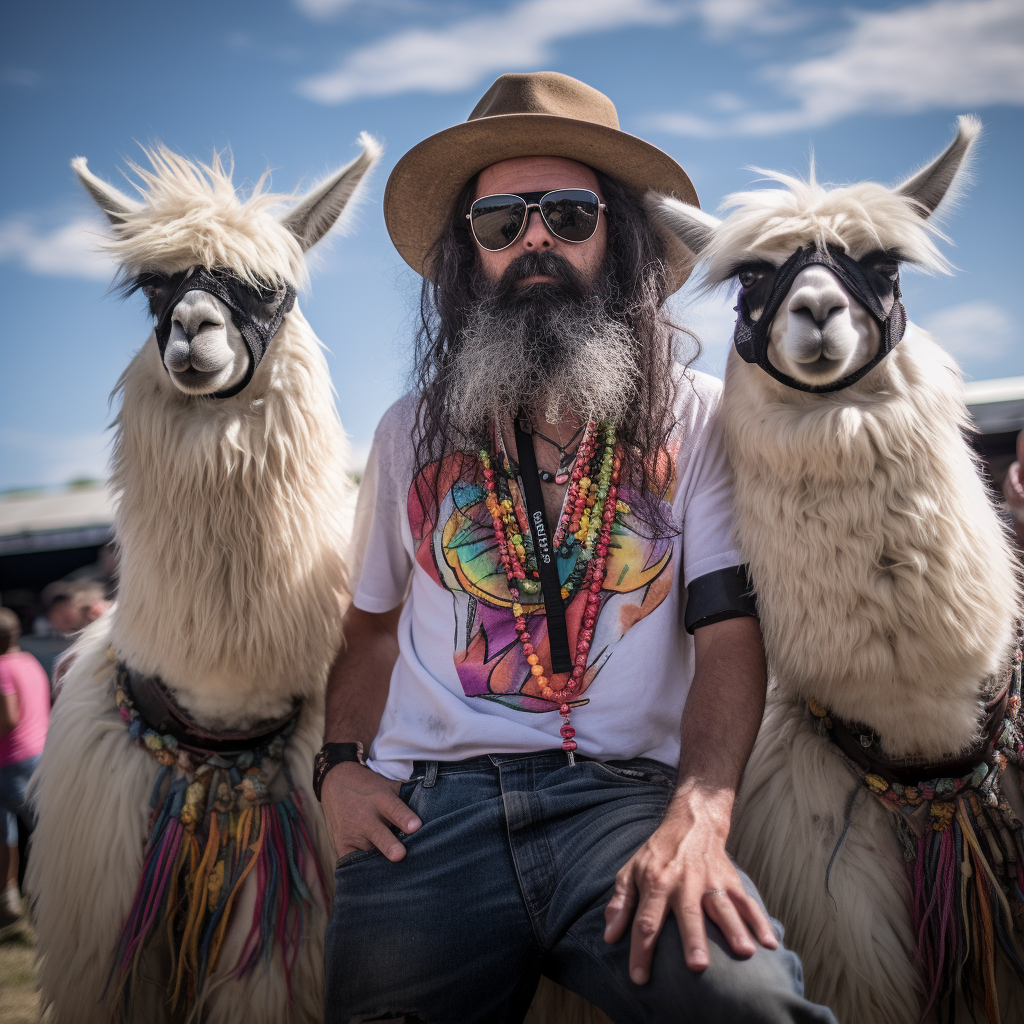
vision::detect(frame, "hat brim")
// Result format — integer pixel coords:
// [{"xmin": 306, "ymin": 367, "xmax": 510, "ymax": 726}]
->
[{"xmin": 383, "ymin": 113, "xmax": 699, "ymax": 294}]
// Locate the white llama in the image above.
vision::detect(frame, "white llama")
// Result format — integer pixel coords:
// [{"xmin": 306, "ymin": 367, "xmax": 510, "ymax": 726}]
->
[
  {"xmin": 27, "ymin": 136, "xmax": 380, "ymax": 1024},
  {"xmin": 648, "ymin": 118, "xmax": 1023, "ymax": 1023}
]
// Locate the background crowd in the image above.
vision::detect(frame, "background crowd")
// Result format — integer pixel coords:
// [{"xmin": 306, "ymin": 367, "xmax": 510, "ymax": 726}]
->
[{"xmin": 0, "ymin": 547, "xmax": 115, "ymax": 936}]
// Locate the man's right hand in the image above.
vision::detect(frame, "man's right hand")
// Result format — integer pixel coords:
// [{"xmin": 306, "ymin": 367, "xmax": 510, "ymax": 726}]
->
[{"xmin": 320, "ymin": 760, "xmax": 422, "ymax": 862}]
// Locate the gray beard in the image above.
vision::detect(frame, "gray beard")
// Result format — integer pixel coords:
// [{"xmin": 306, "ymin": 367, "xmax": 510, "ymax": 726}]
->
[{"xmin": 446, "ymin": 287, "xmax": 641, "ymax": 438}]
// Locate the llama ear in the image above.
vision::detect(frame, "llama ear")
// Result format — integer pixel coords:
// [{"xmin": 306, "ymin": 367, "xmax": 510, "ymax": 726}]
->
[
  {"xmin": 644, "ymin": 191, "xmax": 720, "ymax": 257},
  {"xmin": 281, "ymin": 132, "xmax": 383, "ymax": 252},
  {"xmin": 894, "ymin": 115, "xmax": 981, "ymax": 218},
  {"xmin": 71, "ymin": 157, "xmax": 140, "ymax": 225}
]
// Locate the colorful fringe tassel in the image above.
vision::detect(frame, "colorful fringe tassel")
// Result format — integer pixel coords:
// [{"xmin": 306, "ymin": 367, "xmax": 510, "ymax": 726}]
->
[
  {"xmin": 905, "ymin": 787, "xmax": 1024, "ymax": 1023},
  {"xmin": 110, "ymin": 668, "xmax": 326, "ymax": 1019}
]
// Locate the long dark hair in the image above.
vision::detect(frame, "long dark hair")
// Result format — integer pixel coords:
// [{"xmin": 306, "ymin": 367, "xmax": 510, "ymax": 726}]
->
[{"xmin": 411, "ymin": 171, "xmax": 684, "ymax": 532}]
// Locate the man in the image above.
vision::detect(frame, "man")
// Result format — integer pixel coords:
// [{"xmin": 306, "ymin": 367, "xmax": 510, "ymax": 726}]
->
[
  {"xmin": 318, "ymin": 73, "xmax": 835, "ymax": 1023},
  {"xmin": 41, "ymin": 581, "xmax": 111, "ymax": 697}
]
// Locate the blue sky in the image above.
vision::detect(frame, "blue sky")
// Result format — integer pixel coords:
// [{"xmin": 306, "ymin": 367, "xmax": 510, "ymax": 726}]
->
[{"xmin": 1, "ymin": 0, "xmax": 1021, "ymax": 489}]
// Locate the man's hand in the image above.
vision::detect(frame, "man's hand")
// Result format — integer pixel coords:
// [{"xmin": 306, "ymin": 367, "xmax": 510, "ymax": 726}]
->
[
  {"xmin": 321, "ymin": 604, "xmax": 413, "ymax": 861},
  {"xmin": 321, "ymin": 760, "xmax": 421, "ymax": 862},
  {"xmin": 604, "ymin": 615, "xmax": 775, "ymax": 982},
  {"xmin": 604, "ymin": 786, "xmax": 777, "ymax": 981}
]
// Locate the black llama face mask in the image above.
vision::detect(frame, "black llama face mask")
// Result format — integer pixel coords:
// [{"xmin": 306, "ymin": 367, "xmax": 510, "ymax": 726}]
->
[
  {"xmin": 145, "ymin": 266, "xmax": 296, "ymax": 399},
  {"xmin": 733, "ymin": 245, "xmax": 907, "ymax": 394}
]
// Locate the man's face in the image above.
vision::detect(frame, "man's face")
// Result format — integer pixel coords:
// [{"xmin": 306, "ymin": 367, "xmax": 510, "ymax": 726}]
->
[{"xmin": 473, "ymin": 156, "xmax": 607, "ymax": 288}]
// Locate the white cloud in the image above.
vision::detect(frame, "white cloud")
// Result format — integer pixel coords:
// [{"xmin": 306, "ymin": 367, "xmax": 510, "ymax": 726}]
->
[
  {"xmin": 299, "ymin": 0, "xmax": 702, "ymax": 104},
  {"xmin": 922, "ymin": 300, "xmax": 1016, "ymax": 361},
  {"xmin": 691, "ymin": 0, "xmax": 801, "ymax": 39},
  {"xmin": 293, "ymin": 0, "xmax": 360, "ymax": 18},
  {"xmin": 649, "ymin": 0, "xmax": 1024, "ymax": 137},
  {"xmin": 299, "ymin": 0, "xmax": 678, "ymax": 104},
  {"xmin": 0, "ymin": 216, "xmax": 114, "ymax": 281}
]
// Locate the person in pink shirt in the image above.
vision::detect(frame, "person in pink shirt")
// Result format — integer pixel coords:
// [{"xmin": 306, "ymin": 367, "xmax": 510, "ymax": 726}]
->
[{"xmin": 0, "ymin": 606, "xmax": 51, "ymax": 925}]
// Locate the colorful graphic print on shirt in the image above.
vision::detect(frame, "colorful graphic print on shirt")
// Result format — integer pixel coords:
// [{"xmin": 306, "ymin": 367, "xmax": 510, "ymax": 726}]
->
[{"xmin": 407, "ymin": 449, "xmax": 678, "ymax": 713}]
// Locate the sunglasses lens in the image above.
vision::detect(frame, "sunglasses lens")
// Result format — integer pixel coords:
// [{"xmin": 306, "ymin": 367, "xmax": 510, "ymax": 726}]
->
[
  {"xmin": 540, "ymin": 189, "xmax": 601, "ymax": 242},
  {"xmin": 469, "ymin": 194, "xmax": 528, "ymax": 251}
]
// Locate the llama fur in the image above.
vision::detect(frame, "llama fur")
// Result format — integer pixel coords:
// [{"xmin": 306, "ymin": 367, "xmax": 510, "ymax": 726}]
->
[
  {"xmin": 725, "ymin": 328, "xmax": 1016, "ymax": 759},
  {"xmin": 27, "ymin": 139, "xmax": 380, "ymax": 1023},
  {"xmin": 647, "ymin": 117, "xmax": 1022, "ymax": 1022},
  {"xmin": 724, "ymin": 325, "xmax": 1020, "ymax": 1023}
]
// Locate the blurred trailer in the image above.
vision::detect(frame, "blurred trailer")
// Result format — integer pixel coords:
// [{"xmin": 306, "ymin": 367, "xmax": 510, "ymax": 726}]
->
[
  {"xmin": 964, "ymin": 376, "xmax": 1024, "ymax": 493},
  {"xmin": 0, "ymin": 485, "xmax": 114, "ymax": 594},
  {"xmin": 0, "ymin": 485, "xmax": 114, "ymax": 674}
]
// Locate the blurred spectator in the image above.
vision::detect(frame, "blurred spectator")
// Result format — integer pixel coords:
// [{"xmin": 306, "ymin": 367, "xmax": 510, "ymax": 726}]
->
[
  {"xmin": 0, "ymin": 606, "xmax": 51, "ymax": 929},
  {"xmin": 40, "ymin": 581, "xmax": 112, "ymax": 700},
  {"xmin": 43, "ymin": 580, "xmax": 111, "ymax": 635},
  {"xmin": 17, "ymin": 581, "xmax": 113, "ymax": 691},
  {"xmin": 1003, "ymin": 432, "xmax": 1024, "ymax": 551}
]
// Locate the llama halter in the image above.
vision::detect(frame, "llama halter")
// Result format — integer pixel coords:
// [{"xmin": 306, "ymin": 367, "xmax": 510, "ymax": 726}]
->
[
  {"xmin": 111, "ymin": 661, "xmax": 325, "ymax": 1019},
  {"xmin": 152, "ymin": 266, "xmax": 297, "ymax": 399},
  {"xmin": 734, "ymin": 244, "xmax": 907, "ymax": 394}
]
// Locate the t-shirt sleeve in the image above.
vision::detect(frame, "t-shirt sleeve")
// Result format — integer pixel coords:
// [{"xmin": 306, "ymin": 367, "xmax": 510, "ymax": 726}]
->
[
  {"xmin": 349, "ymin": 413, "xmax": 415, "ymax": 614},
  {"xmin": 680, "ymin": 402, "xmax": 743, "ymax": 588}
]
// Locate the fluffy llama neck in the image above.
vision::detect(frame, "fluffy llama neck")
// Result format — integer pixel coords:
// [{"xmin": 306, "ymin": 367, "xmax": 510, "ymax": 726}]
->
[
  {"xmin": 723, "ymin": 326, "xmax": 1019, "ymax": 759},
  {"xmin": 109, "ymin": 307, "xmax": 352, "ymax": 728}
]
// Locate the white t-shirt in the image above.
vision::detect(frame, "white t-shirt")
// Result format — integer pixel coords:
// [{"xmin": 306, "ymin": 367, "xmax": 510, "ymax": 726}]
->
[{"xmin": 351, "ymin": 368, "xmax": 742, "ymax": 780}]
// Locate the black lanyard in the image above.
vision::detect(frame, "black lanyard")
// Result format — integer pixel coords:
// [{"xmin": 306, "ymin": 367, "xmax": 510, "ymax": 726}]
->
[{"xmin": 512, "ymin": 416, "xmax": 573, "ymax": 674}]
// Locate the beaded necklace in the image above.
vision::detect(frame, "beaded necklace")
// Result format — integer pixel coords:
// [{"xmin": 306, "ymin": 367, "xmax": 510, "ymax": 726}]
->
[{"xmin": 479, "ymin": 419, "xmax": 624, "ymax": 761}]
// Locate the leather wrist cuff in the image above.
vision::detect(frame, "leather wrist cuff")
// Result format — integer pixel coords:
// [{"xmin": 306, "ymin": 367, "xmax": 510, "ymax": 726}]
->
[{"xmin": 313, "ymin": 741, "xmax": 365, "ymax": 802}]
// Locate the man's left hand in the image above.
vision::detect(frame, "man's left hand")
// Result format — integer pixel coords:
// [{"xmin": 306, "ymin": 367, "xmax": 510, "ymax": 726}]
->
[{"xmin": 603, "ymin": 786, "xmax": 778, "ymax": 982}]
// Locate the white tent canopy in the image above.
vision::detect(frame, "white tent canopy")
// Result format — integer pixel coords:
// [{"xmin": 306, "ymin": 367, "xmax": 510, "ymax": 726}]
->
[
  {"xmin": 0, "ymin": 486, "xmax": 114, "ymax": 557},
  {"xmin": 964, "ymin": 376, "xmax": 1024, "ymax": 435}
]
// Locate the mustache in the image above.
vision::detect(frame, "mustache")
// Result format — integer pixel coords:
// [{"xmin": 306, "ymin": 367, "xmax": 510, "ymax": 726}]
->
[{"xmin": 490, "ymin": 251, "xmax": 591, "ymax": 301}]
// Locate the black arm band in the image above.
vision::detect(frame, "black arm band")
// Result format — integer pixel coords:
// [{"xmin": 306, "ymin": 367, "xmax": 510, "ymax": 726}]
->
[{"xmin": 684, "ymin": 565, "xmax": 758, "ymax": 635}]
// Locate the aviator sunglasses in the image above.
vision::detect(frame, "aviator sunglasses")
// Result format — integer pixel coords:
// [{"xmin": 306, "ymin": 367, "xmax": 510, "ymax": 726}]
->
[{"xmin": 467, "ymin": 189, "xmax": 607, "ymax": 252}]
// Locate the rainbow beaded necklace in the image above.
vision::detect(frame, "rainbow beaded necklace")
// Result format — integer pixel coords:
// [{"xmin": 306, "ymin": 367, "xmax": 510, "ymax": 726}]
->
[{"xmin": 479, "ymin": 419, "xmax": 624, "ymax": 762}]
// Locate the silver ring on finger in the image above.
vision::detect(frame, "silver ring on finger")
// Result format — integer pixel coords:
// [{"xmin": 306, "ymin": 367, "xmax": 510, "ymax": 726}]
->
[{"xmin": 703, "ymin": 889, "xmax": 727, "ymax": 897}]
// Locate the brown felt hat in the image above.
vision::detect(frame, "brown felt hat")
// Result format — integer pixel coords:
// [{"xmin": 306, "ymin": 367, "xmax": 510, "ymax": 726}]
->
[{"xmin": 383, "ymin": 71, "xmax": 700, "ymax": 293}]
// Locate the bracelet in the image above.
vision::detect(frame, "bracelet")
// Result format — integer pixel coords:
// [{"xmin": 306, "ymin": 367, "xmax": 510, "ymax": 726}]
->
[{"xmin": 313, "ymin": 741, "xmax": 365, "ymax": 802}]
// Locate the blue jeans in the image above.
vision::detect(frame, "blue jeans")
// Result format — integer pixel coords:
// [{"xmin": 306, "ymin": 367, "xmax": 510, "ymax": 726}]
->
[
  {"xmin": 0, "ymin": 754, "xmax": 40, "ymax": 846},
  {"xmin": 324, "ymin": 751, "xmax": 836, "ymax": 1024}
]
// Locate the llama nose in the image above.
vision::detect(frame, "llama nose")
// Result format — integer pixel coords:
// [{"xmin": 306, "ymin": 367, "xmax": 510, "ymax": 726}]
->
[
  {"xmin": 789, "ymin": 282, "xmax": 849, "ymax": 328},
  {"xmin": 178, "ymin": 318, "xmax": 222, "ymax": 343}
]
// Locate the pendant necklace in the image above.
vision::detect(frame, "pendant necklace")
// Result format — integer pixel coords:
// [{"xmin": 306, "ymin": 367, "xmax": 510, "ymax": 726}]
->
[{"xmin": 527, "ymin": 421, "xmax": 585, "ymax": 485}]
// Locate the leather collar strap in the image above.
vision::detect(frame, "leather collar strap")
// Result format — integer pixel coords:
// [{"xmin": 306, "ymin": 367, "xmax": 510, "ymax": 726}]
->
[
  {"xmin": 512, "ymin": 416, "xmax": 573, "ymax": 674},
  {"xmin": 821, "ymin": 680, "xmax": 1010, "ymax": 789},
  {"xmin": 153, "ymin": 267, "xmax": 296, "ymax": 400},
  {"xmin": 119, "ymin": 662, "xmax": 301, "ymax": 757},
  {"xmin": 734, "ymin": 245, "xmax": 907, "ymax": 394}
]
